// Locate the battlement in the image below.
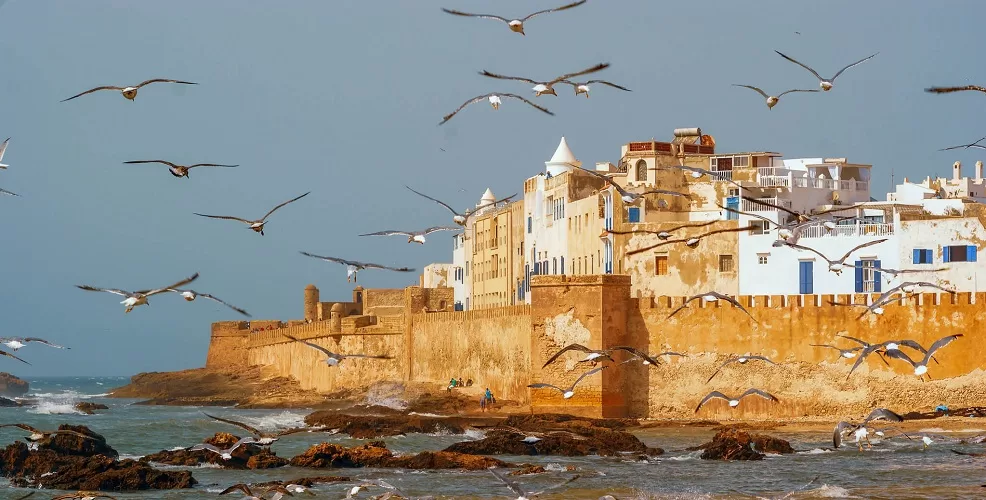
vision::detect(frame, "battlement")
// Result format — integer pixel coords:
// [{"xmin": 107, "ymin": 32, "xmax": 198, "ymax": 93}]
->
[
  {"xmin": 634, "ymin": 291, "xmax": 972, "ymax": 311},
  {"xmin": 530, "ymin": 274, "xmax": 633, "ymax": 288},
  {"xmin": 410, "ymin": 305, "xmax": 531, "ymax": 324}
]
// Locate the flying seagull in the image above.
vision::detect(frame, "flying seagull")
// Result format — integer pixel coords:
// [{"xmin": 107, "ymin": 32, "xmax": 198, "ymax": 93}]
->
[
  {"xmin": 488, "ymin": 467, "xmax": 581, "ymax": 500},
  {"xmin": 0, "ymin": 337, "xmax": 68, "ymax": 351},
  {"xmin": 440, "ymin": 0, "xmax": 587, "ymax": 36},
  {"xmin": 774, "ymin": 51, "xmax": 878, "ymax": 91},
  {"xmin": 283, "ymin": 333, "xmax": 393, "ymax": 367},
  {"xmin": 123, "ymin": 159, "xmax": 238, "ymax": 179},
  {"xmin": 883, "ymin": 334, "xmax": 963, "ymax": 377},
  {"xmin": 0, "ymin": 349, "xmax": 29, "ymax": 365},
  {"xmin": 844, "ymin": 336, "xmax": 940, "ymax": 379},
  {"xmin": 528, "ymin": 365, "xmax": 606, "ymax": 399},
  {"xmin": 61, "ymin": 78, "xmax": 197, "ymax": 102},
  {"xmin": 194, "ymin": 191, "xmax": 310, "ymax": 236},
  {"xmin": 694, "ymin": 389, "xmax": 779, "ymax": 413},
  {"xmin": 299, "ymin": 251, "xmax": 414, "ymax": 283},
  {"xmin": 625, "ymin": 225, "xmax": 758, "ymax": 256},
  {"xmin": 560, "ymin": 79, "xmax": 632, "ymax": 98},
  {"xmin": 810, "ymin": 343, "xmax": 864, "ymax": 361},
  {"xmin": 782, "ymin": 239, "xmax": 888, "ymax": 275},
  {"xmin": 188, "ymin": 436, "xmax": 258, "ymax": 460},
  {"xmin": 164, "ymin": 289, "xmax": 251, "ymax": 317},
  {"xmin": 925, "ymin": 85, "xmax": 986, "ymax": 95},
  {"xmin": 705, "ymin": 355, "xmax": 778, "ymax": 383},
  {"xmin": 0, "ymin": 187, "xmax": 16, "ymax": 197},
  {"xmin": 938, "ymin": 136, "xmax": 986, "ymax": 151},
  {"xmin": 619, "ymin": 350, "xmax": 687, "ymax": 366},
  {"xmin": 346, "ymin": 479, "xmax": 426, "ymax": 500},
  {"xmin": 358, "ymin": 225, "xmax": 460, "ymax": 244},
  {"xmin": 607, "ymin": 220, "xmax": 717, "ymax": 240},
  {"xmin": 0, "ymin": 138, "xmax": 10, "ymax": 169},
  {"xmin": 51, "ymin": 493, "xmax": 117, "ymax": 500},
  {"xmin": 541, "ymin": 343, "xmax": 659, "ymax": 368},
  {"xmin": 479, "ymin": 62, "xmax": 610, "ymax": 97},
  {"xmin": 76, "ymin": 272, "xmax": 199, "ymax": 313},
  {"xmin": 666, "ymin": 291, "xmax": 757, "ymax": 323},
  {"xmin": 404, "ymin": 185, "xmax": 517, "ymax": 226},
  {"xmin": 219, "ymin": 483, "xmax": 294, "ymax": 500},
  {"xmin": 580, "ymin": 167, "xmax": 691, "ymax": 206},
  {"xmin": 837, "ymin": 281, "xmax": 955, "ymax": 320},
  {"xmin": 656, "ymin": 164, "xmax": 745, "ymax": 189},
  {"xmin": 203, "ymin": 412, "xmax": 316, "ymax": 446},
  {"xmin": 0, "ymin": 423, "xmax": 96, "ymax": 442},
  {"xmin": 440, "ymin": 92, "xmax": 554, "ymax": 125},
  {"xmin": 732, "ymin": 84, "xmax": 819, "ymax": 109},
  {"xmin": 833, "ymin": 408, "xmax": 904, "ymax": 450}
]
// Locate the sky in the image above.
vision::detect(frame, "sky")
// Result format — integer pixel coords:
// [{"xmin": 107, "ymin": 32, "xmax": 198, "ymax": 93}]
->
[{"xmin": 0, "ymin": 1, "xmax": 984, "ymax": 377}]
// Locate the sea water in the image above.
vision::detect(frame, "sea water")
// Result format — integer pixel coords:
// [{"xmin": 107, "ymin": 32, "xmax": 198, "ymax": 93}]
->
[{"xmin": 1, "ymin": 377, "xmax": 985, "ymax": 499}]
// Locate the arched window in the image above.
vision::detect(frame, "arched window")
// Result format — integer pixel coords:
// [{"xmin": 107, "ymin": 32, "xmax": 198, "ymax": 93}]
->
[{"xmin": 635, "ymin": 159, "xmax": 648, "ymax": 182}]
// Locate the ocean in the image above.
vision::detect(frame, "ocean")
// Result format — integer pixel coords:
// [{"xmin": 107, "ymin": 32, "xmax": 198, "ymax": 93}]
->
[{"xmin": 1, "ymin": 377, "xmax": 985, "ymax": 499}]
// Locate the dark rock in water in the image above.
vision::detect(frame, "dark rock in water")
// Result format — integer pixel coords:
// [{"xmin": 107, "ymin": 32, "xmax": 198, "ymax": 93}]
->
[
  {"xmin": 141, "ymin": 432, "xmax": 287, "ymax": 469},
  {"xmin": 75, "ymin": 402, "xmax": 109, "ymax": 415},
  {"xmin": 252, "ymin": 476, "xmax": 351, "ymax": 488},
  {"xmin": 697, "ymin": 428, "xmax": 794, "ymax": 461},
  {"xmin": 302, "ymin": 412, "xmax": 466, "ymax": 439},
  {"xmin": 0, "ymin": 372, "xmax": 28, "ymax": 398},
  {"xmin": 290, "ymin": 441, "xmax": 510, "ymax": 470},
  {"xmin": 0, "ymin": 397, "xmax": 21, "ymax": 407},
  {"xmin": 510, "ymin": 465, "xmax": 547, "ymax": 475},
  {"xmin": 42, "ymin": 425, "xmax": 118, "ymax": 459}
]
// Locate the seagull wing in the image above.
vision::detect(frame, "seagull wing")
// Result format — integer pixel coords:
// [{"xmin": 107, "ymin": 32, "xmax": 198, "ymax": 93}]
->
[
  {"xmin": 284, "ymin": 333, "xmax": 338, "ymax": 358},
  {"xmin": 610, "ymin": 346, "xmax": 661, "ymax": 366},
  {"xmin": 0, "ymin": 137, "xmax": 8, "ymax": 162},
  {"xmin": 774, "ymin": 51, "xmax": 823, "ymax": 80},
  {"xmin": 203, "ymin": 412, "xmax": 263, "ymax": 436},
  {"xmin": 340, "ymin": 353, "xmax": 395, "ymax": 360},
  {"xmin": 776, "ymin": 88, "xmax": 820, "ymax": 97},
  {"xmin": 640, "ymin": 188, "xmax": 691, "ymax": 198},
  {"xmin": 186, "ymin": 163, "xmax": 238, "ymax": 169},
  {"xmin": 570, "ymin": 365, "xmax": 607, "ymax": 391},
  {"xmin": 422, "ymin": 226, "xmax": 461, "ymax": 235},
  {"xmin": 732, "ymin": 84, "xmax": 769, "ymax": 99},
  {"xmin": 260, "ymin": 191, "xmax": 310, "ymax": 221},
  {"xmin": 61, "ymin": 86, "xmax": 125, "ymax": 102},
  {"xmin": 745, "ymin": 355, "xmax": 778, "ymax": 366},
  {"xmin": 580, "ymin": 167, "xmax": 626, "ymax": 194},
  {"xmin": 705, "ymin": 357, "xmax": 741, "ymax": 383},
  {"xmin": 863, "ymin": 408, "xmax": 904, "ymax": 424},
  {"xmin": 667, "ymin": 294, "xmax": 703, "ymax": 319},
  {"xmin": 478, "ymin": 70, "xmax": 539, "ymax": 85},
  {"xmin": 0, "ymin": 423, "xmax": 43, "ymax": 433},
  {"xmin": 0, "ymin": 349, "xmax": 30, "ymax": 365},
  {"xmin": 135, "ymin": 78, "xmax": 198, "ymax": 88},
  {"xmin": 810, "ymin": 202, "xmax": 869, "ymax": 216},
  {"xmin": 144, "ymin": 272, "xmax": 200, "ymax": 296},
  {"xmin": 189, "ymin": 443, "xmax": 222, "ymax": 453},
  {"xmin": 715, "ymin": 203, "xmax": 780, "ymax": 227},
  {"xmin": 358, "ymin": 230, "xmax": 413, "ymax": 237},
  {"xmin": 837, "ymin": 238, "xmax": 888, "ymax": 263},
  {"xmin": 51, "ymin": 430, "xmax": 97, "ymax": 440},
  {"xmin": 833, "ymin": 421, "xmax": 855, "ymax": 448},
  {"xmin": 441, "ymin": 93, "xmax": 553, "ymax": 125},
  {"xmin": 583, "ymin": 79, "xmax": 632, "ymax": 91},
  {"xmin": 739, "ymin": 388, "xmax": 779, "ymax": 403},
  {"xmin": 926, "ymin": 85, "xmax": 986, "ymax": 94},
  {"xmin": 439, "ymin": 8, "xmax": 509, "ymax": 24},
  {"xmin": 21, "ymin": 338, "xmax": 66, "ymax": 349},
  {"xmin": 193, "ymin": 213, "xmax": 254, "ymax": 224},
  {"xmin": 521, "ymin": 0, "xmax": 587, "ymax": 21},
  {"xmin": 530, "ymin": 474, "xmax": 582, "ymax": 496},
  {"xmin": 463, "ymin": 191, "xmax": 523, "ymax": 222},
  {"xmin": 75, "ymin": 285, "xmax": 131, "ymax": 297},
  {"xmin": 847, "ymin": 344, "xmax": 883, "ymax": 378},
  {"xmin": 836, "ymin": 334, "xmax": 871, "ymax": 347},
  {"xmin": 218, "ymin": 484, "xmax": 254, "ymax": 497},
  {"xmin": 488, "ymin": 467, "xmax": 527, "ymax": 498},
  {"xmin": 299, "ymin": 251, "xmax": 356, "ymax": 267},
  {"xmin": 666, "ymin": 220, "xmax": 718, "ymax": 233},
  {"xmin": 784, "ymin": 243, "xmax": 835, "ymax": 263},
  {"xmin": 0, "ymin": 187, "xmax": 17, "ymax": 197},
  {"xmin": 740, "ymin": 195, "xmax": 802, "ymax": 218},
  {"xmin": 695, "ymin": 391, "xmax": 730, "ymax": 412},
  {"xmin": 404, "ymin": 185, "xmax": 459, "ymax": 216},
  {"xmin": 896, "ymin": 339, "xmax": 929, "ymax": 354},
  {"xmin": 719, "ymin": 294, "xmax": 757, "ymax": 321},
  {"xmin": 228, "ymin": 436, "xmax": 257, "ymax": 451},
  {"xmin": 197, "ymin": 293, "xmax": 251, "ymax": 317},
  {"xmin": 546, "ymin": 63, "xmax": 610, "ymax": 86},
  {"xmin": 527, "ymin": 383, "xmax": 565, "ymax": 394},
  {"xmin": 439, "ymin": 93, "xmax": 495, "ymax": 125},
  {"xmin": 123, "ymin": 160, "xmax": 179, "ymax": 168},
  {"xmin": 360, "ymin": 262, "xmax": 415, "ymax": 273},
  {"xmin": 542, "ymin": 343, "xmax": 593, "ymax": 368},
  {"xmin": 831, "ymin": 53, "xmax": 879, "ymax": 80},
  {"xmin": 923, "ymin": 334, "xmax": 963, "ymax": 365}
]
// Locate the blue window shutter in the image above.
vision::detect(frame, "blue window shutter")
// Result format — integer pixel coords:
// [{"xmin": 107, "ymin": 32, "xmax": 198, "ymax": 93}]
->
[
  {"xmin": 534, "ymin": 262, "xmax": 540, "ymax": 275},
  {"xmin": 806, "ymin": 262, "xmax": 813, "ymax": 294},
  {"xmin": 854, "ymin": 261, "xmax": 863, "ymax": 293},
  {"xmin": 913, "ymin": 249, "xmax": 920, "ymax": 265},
  {"xmin": 873, "ymin": 260, "xmax": 882, "ymax": 293},
  {"xmin": 943, "ymin": 246, "xmax": 950, "ymax": 263},
  {"xmin": 924, "ymin": 249, "xmax": 932, "ymax": 263},
  {"xmin": 628, "ymin": 207, "xmax": 640, "ymax": 223},
  {"xmin": 561, "ymin": 257, "xmax": 565, "ymax": 275},
  {"xmin": 968, "ymin": 245, "xmax": 978, "ymax": 262},
  {"xmin": 527, "ymin": 217, "xmax": 532, "ymax": 233}
]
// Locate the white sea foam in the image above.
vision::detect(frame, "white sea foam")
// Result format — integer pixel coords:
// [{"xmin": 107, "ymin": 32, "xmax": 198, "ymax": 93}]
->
[
  {"xmin": 235, "ymin": 410, "xmax": 307, "ymax": 431},
  {"xmin": 27, "ymin": 401, "xmax": 83, "ymax": 415},
  {"xmin": 917, "ymin": 427, "xmax": 985, "ymax": 433},
  {"xmin": 463, "ymin": 428, "xmax": 485, "ymax": 440},
  {"xmin": 811, "ymin": 484, "xmax": 852, "ymax": 497},
  {"xmin": 544, "ymin": 463, "xmax": 567, "ymax": 471},
  {"xmin": 797, "ymin": 448, "xmax": 833, "ymax": 455},
  {"xmin": 118, "ymin": 454, "xmax": 145, "ymax": 460},
  {"xmin": 409, "ymin": 411, "xmax": 446, "ymax": 418},
  {"xmin": 27, "ymin": 391, "xmax": 109, "ymax": 399},
  {"xmin": 665, "ymin": 452, "xmax": 701, "ymax": 461}
]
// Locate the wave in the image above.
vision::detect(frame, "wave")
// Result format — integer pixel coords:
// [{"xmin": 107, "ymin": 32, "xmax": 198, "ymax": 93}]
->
[
  {"xmin": 24, "ymin": 391, "xmax": 109, "ymax": 399},
  {"xmin": 917, "ymin": 427, "xmax": 985, "ymax": 433},
  {"xmin": 408, "ymin": 411, "xmax": 447, "ymax": 418},
  {"xmin": 118, "ymin": 454, "xmax": 145, "ymax": 460},
  {"xmin": 797, "ymin": 448, "xmax": 833, "ymax": 455},
  {"xmin": 230, "ymin": 410, "xmax": 307, "ymax": 431},
  {"xmin": 810, "ymin": 484, "xmax": 853, "ymax": 498},
  {"xmin": 27, "ymin": 401, "xmax": 84, "ymax": 415}
]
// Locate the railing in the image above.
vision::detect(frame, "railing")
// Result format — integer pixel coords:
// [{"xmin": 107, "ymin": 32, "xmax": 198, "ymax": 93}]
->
[
  {"xmin": 709, "ymin": 170, "xmax": 733, "ymax": 182},
  {"xmin": 800, "ymin": 223, "xmax": 894, "ymax": 239},
  {"xmin": 757, "ymin": 167, "xmax": 790, "ymax": 178},
  {"xmin": 759, "ymin": 176, "xmax": 790, "ymax": 187},
  {"xmin": 790, "ymin": 177, "xmax": 869, "ymax": 191},
  {"xmin": 741, "ymin": 197, "xmax": 792, "ymax": 212}
]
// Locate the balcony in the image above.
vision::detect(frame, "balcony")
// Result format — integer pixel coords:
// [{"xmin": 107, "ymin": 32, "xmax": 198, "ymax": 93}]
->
[
  {"xmin": 800, "ymin": 222, "xmax": 894, "ymax": 239},
  {"xmin": 708, "ymin": 170, "xmax": 733, "ymax": 182},
  {"xmin": 741, "ymin": 197, "xmax": 792, "ymax": 212}
]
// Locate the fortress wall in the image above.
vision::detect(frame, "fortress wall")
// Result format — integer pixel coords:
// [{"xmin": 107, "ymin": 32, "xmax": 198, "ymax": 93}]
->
[
  {"xmin": 205, "ymin": 321, "xmax": 251, "ymax": 369},
  {"xmin": 629, "ymin": 291, "xmax": 986, "ymax": 419},
  {"xmin": 408, "ymin": 306, "xmax": 533, "ymax": 403},
  {"xmin": 363, "ymin": 289, "xmax": 406, "ymax": 313}
]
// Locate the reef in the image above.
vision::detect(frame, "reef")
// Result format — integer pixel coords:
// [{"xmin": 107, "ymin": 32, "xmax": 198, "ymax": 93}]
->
[
  {"xmin": 289, "ymin": 441, "xmax": 511, "ymax": 470},
  {"xmin": 141, "ymin": 432, "xmax": 288, "ymax": 469}
]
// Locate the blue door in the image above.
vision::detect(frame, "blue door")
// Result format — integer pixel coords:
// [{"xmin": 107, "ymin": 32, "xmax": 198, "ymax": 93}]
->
[
  {"xmin": 799, "ymin": 261, "xmax": 813, "ymax": 294},
  {"xmin": 726, "ymin": 197, "xmax": 739, "ymax": 220}
]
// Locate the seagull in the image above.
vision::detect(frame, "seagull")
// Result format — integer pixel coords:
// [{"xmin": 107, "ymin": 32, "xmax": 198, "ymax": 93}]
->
[
  {"xmin": 283, "ymin": 333, "xmax": 393, "ymax": 367},
  {"xmin": 782, "ymin": 239, "xmax": 888, "ymax": 275},
  {"xmin": 51, "ymin": 493, "xmax": 117, "ymax": 500},
  {"xmin": 0, "ymin": 349, "xmax": 29, "ymax": 365},
  {"xmin": 842, "ymin": 281, "xmax": 955, "ymax": 320},
  {"xmin": 479, "ymin": 62, "xmax": 610, "ymax": 97},
  {"xmin": 625, "ymin": 225, "xmax": 757, "ymax": 256},
  {"xmin": 925, "ymin": 85, "xmax": 986, "ymax": 95},
  {"xmin": 202, "ymin": 412, "xmax": 316, "ymax": 446},
  {"xmin": 833, "ymin": 408, "xmax": 904, "ymax": 451},
  {"xmin": 194, "ymin": 191, "xmax": 310, "ymax": 236},
  {"xmin": 541, "ymin": 344, "xmax": 659, "ymax": 368},
  {"xmin": 164, "ymin": 289, "xmax": 251, "ymax": 317},
  {"xmin": 580, "ymin": 167, "xmax": 692, "ymax": 205},
  {"xmin": 810, "ymin": 343, "xmax": 863, "ymax": 361},
  {"xmin": 774, "ymin": 51, "xmax": 878, "ymax": 91},
  {"xmin": 0, "ymin": 187, "xmax": 17, "ymax": 197},
  {"xmin": 694, "ymin": 389, "xmax": 779, "ymax": 413},
  {"xmin": 188, "ymin": 436, "xmax": 258, "ymax": 460},
  {"xmin": 61, "ymin": 78, "xmax": 197, "ymax": 102},
  {"xmin": 76, "ymin": 272, "xmax": 199, "ymax": 313},
  {"xmin": 705, "ymin": 355, "xmax": 778, "ymax": 383},
  {"xmin": 619, "ymin": 350, "xmax": 687, "ymax": 366},
  {"xmin": 219, "ymin": 483, "xmax": 294, "ymax": 500},
  {"xmin": 358, "ymin": 226, "xmax": 460, "ymax": 244},
  {"xmin": 0, "ymin": 337, "xmax": 68, "ymax": 351},
  {"xmin": 844, "ymin": 336, "xmax": 941, "ymax": 379},
  {"xmin": 440, "ymin": 92, "xmax": 554, "ymax": 125},
  {"xmin": 559, "ymin": 79, "xmax": 631, "ymax": 98},
  {"xmin": 404, "ymin": 185, "xmax": 517, "ymax": 226},
  {"xmin": 528, "ymin": 366, "xmax": 606, "ymax": 399},
  {"xmin": 739, "ymin": 195, "xmax": 867, "ymax": 230},
  {"xmin": 938, "ymin": 136, "xmax": 986, "ymax": 151},
  {"xmin": 123, "ymin": 159, "xmax": 238, "ymax": 179},
  {"xmin": 666, "ymin": 291, "xmax": 757, "ymax": 323},
  {"xmin": 731, "ymin": 84, "xmax": 819, "ymax": 109},
  {"xmin": 844, "ymin": 263, "xmax": 951, "ymax": 282},
  {"xmin": 0, "ymin": 423, "xmax": 97, "ymax": 442},
  {"xmin": 883, "ymin": 334, "xmax": 963, "ymax": 377},
  {"xmin": 488, "ymin": 467, "xmax": 580, "ymax": 500},
  {"xmin": 0, "ymin": 138, "xmax": 10, "ymax": 169},
  {"xmin": 299, "ymin": 251, "xmax": 415, "ymax": 283},
  {"xmin": 440, "ymin": 0, "xmax": 587, "ymax": 36},
  {"xmin": 484, "ymin": 425, "xmax": 586, "ymax": 444},
  {"xmin": 655, "ymin": 164, "xmax": 745, "ymax": 189},
  {"xmin": 606, "ymin": 220, "xmax": 717, "ymax": 240}
]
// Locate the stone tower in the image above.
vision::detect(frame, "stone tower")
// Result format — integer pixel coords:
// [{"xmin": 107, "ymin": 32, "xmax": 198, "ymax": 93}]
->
[{"xmin": 304, "ymin": 284, "xmax": 319, "ymax": 322}]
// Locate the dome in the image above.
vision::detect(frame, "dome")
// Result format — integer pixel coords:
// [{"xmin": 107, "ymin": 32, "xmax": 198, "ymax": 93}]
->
[
  {"xmin": 545, "ymin": 136, "xmax": 582, "ymax": 176},
  {"xmin": 305, "ymin": 284, "xmax": 317, "ymax": 290},
  {"xmin": 330, "ymin": 302, "xmax": 344, "ymax": 313},
  {"xmin": 479, "ymin": 188, "xmax": 496, "ymax": 207}
]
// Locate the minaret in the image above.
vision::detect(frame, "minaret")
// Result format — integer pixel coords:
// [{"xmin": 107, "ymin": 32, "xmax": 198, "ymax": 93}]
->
[
  {"xmin": 545, "ymin": 136, "xmax": 581, "ymax": 177},
  {"xmin": 478, "ymin": 188, "xmax": 496, "ymax": 208}
]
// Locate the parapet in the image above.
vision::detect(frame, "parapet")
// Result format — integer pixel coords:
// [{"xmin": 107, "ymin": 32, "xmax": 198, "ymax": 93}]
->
[{"xmin": 530, "ymin": 274, "xmax": 633, "ymax": 288}]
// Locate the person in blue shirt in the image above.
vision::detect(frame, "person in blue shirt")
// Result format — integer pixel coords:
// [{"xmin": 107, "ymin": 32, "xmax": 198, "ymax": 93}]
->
[{"xmin": 485, "ymin": 388, "xmax": 494, "ymax": 405}]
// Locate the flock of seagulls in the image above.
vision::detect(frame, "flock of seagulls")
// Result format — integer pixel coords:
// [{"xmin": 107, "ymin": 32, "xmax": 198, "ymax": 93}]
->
[{"xmin": 733, "ymin": 51, "xmax": 878, "ymax": 110}]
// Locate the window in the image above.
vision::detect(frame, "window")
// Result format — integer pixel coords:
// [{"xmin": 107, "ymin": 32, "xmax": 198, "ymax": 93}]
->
[
  {"xmin": 527, "ymin": 216, "xmax": 532, "ymax": 233},
  {"xmin": 725, "ymin": 197, "xmax": 739, "ymax": 221},
  {"xmin": 913, "ymin": 249, "xmax": 933, "ymax": 264},
  {"xmin": 718, "ymin": 254, "xmax": 734, "ymax": 273},
  {"xmin": 635, "ymin": 159, "xmax": 647, "ymax": 182},
  {"xmin": 491, "ymin": 254, "xmax": 498, "ymax": 278},
  {"xmin": 627, "ymin": 207, "xmax": 640, "ymax": 223},
  {"xmin": 733, "ymin": 156, "xmax": 749, "ymax": 167},
  {"xmin": 655, "ymin": 255, "xmax": 669, "ymax": 275},
  {"xmin": 944, "ymin": 245, "xmax": 977, "ymax": 263},
  {"xmin": 728, "ymin": 188, "xmax": 740, "ymax": 197},
  {"xmin": 758, "ymin": 254, "xmax": 768, "ymax": 265},
  {"xmin": 561, "ymin": 257, "xmax": 565, "ymax": 275},
  {"xmin": 747, "ymin": 221, "xmax": 768, "ymax": 235},
  {"xmin": 714, "ymin": 157, "xmax": 732, "ymax": 171},
  {"xmin": 854, "ymin": 259, "xmax": 881, "ymax": 293},
  {"xmin": 465, "ymin": 261, "xmax": 469, "ymax": 277},
  {"xmin": 552, "ymin": 258, "xmax": 557, "ymax": 275}
]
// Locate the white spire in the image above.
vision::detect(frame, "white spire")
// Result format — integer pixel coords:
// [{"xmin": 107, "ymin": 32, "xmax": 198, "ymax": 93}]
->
[
  {"xmin": 478, "ymin": 188, "xmax": 496, "ymax": 207},
  {"xmin": 545, "ymin": 136, "xmax": 581, "ymax": 176}
]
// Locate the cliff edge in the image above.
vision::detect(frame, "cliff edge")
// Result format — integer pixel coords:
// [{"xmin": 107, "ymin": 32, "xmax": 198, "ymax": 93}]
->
[{"xmin": 0, "ymin": 372, "xmax": 28, "ymax": 398}]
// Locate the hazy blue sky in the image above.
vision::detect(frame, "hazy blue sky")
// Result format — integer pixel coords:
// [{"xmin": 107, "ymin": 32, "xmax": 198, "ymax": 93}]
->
[{"xmin": 0, "ymin": 1, "xmax": 982, "ymax": 377}]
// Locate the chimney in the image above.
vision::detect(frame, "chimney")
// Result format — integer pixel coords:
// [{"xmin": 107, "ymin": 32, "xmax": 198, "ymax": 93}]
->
[
  {"xmin": 977, "ymin": 160, "xmax": 983, "ymax": 181},
  {"xmin": 953, "ymin": 161, "xmax": 962, "ymax": 181}
]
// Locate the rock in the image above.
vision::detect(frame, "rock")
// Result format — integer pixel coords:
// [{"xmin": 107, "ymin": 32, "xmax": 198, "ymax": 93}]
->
[
  {"xmin": 509, "ymin": 465, "xmax": 546, "ymax": 476},
  {"xmin": 74, "ymin": 402, "xmax": 109, "ymax": 415},
  {"xmin": 0, "ymin": 397, "xmax": 21, "ymax": 407},
  {"xmin": 290, "ymin": 441, "xmax": 510, "ymax": 470},
  {"xmin": 697, "ymin": 428, "xmax": 794, "ymax": 461},
  {"xmin": 303, "ymin": 412, "xmax": 466, "ymax": 439},
  {"xmin": 252, "ymin": 476, "xmax": 351, "ymax": 488},
  {"xmin": 42, "ymin": 425, "xmax": 118, "ymax": 459},
  {"xmin": 0, "ymin": 372, "xmax": 28, "ymax": 398},
  {"xmin": 141, "ymin": 432, "xmax": 287, "ymax": 470}
]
